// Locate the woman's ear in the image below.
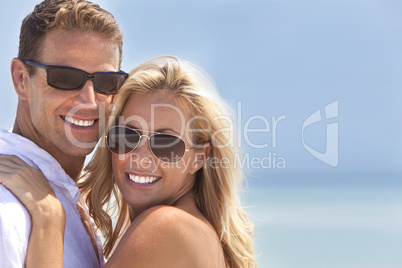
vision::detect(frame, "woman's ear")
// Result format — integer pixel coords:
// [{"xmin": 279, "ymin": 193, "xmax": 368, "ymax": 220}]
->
[
  {"xmin": 189, "ymin": 142, "xmax": 211, "ymax": 175},
  {"xmin": 11, "ymin": 58, "xmax": 31, "ymax": 100}
]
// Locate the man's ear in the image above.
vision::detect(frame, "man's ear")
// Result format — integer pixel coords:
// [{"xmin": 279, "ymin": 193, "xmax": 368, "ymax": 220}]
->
[
  {"xmin": 189, "ymin": 142, "xmax": 211, "ymax": 175},
  {"xmin": 11, "ymin": 58, "xmax": 31, "ymax": 100}
]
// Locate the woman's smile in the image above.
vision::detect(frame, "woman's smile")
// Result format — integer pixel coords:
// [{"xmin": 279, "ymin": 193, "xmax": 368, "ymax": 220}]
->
[{"xmin": 125, "ymin": 172, "xmax": 162, "ymax": 188}]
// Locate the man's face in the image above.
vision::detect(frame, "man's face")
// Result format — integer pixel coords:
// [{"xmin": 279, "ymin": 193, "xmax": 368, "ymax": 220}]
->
[{"xmin": 25, "ymin": 29, "xmax": 120, "ymax": 157}]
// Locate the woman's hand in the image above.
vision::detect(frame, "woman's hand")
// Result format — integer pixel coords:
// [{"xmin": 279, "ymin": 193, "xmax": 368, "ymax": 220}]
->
[
  {"xmin": 0, "ymin": 154, "xmax": 64, "ymax": 221},
  {"xmin": 0, "ymin": 154, "xmax": 65, "ymax": 268}
]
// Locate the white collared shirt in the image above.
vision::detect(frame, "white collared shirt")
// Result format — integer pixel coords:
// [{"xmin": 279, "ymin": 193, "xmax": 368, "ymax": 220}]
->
[{"xmin": 0, "ymin": 129, "xmax": 104, "ymax": 267}]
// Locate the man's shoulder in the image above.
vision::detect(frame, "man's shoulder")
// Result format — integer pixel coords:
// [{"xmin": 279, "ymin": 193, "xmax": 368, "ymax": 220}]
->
[
  {"xmin": 0, "ymin": 185, "xmax": 31, "ymax": 267},
  {"xmin": 0, "ymin": 185, "xmax": 31, "ymax": 223},
  {"xmin": 0, "ymin": 129, "xmax": 21, "ymax": 145},
  {"xmin": 0, "ymin": 129, "xmax": 36, "ymax": 162},
  {"xmin": 0, "ymin": 185, "xmax": 31, "ymax": 245},
  {"xmin": 0, "ymin": 128, "xmax": 42, "ymax": 155}
]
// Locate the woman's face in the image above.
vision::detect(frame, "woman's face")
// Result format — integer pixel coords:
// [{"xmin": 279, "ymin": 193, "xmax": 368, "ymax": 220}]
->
[{"xmin": 111, "ymin": 91, "xmax": 204, "ymax": 215}]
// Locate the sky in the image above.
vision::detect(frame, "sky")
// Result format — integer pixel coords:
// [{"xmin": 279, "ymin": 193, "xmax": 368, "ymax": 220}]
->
[
  {"xmin": 1, "ymin": 0, "xmax": 402, "ymax": 175},
  {"xmin": 1, "ymin": 1, "xmax": 402, "ymax": 267}
]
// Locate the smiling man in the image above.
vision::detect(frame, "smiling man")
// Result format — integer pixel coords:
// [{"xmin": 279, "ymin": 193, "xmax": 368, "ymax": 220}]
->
[{"xmin": 0, "ymin": 0, "xmax": 127, "ymax": 267}]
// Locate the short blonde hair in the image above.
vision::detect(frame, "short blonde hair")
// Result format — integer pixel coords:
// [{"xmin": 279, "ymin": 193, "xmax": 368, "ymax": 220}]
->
[
  {"xmin": 80, "ymin": 56, "xmax": 257, "ymax": 267},
  {"xmin": 19, "ymin": 0, "xmax": 123, "ymax": 70}
]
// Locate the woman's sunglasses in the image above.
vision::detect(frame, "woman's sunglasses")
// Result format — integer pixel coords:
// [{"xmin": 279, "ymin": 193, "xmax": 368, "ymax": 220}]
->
[
  {"xmin": 106, "ymin": 126, "xmax": 193, "ymax": 163},
  {"xmin": 23, "ymin": 60, "xmax": 128, "ymax": 95}
]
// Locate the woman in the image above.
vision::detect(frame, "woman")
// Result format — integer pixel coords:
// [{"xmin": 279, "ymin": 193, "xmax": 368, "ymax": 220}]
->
[{"xmin": 0, "ymin": 56, "xmax": 257, "ymax": 267}]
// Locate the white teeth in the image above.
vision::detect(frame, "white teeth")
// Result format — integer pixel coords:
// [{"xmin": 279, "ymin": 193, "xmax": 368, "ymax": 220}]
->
[
  {"xmin": 64, "ymin": 116, "xmax": 95, "ymax": 127},
  {"xmin": 128, "ymin": 174, "xmax": 159, "ymax": 184}
]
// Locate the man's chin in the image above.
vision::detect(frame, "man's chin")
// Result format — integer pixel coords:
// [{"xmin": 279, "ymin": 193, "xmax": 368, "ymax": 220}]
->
[
  {"xmin": 58, "ymin": 140, "xmax": 98, "ymax": 158},
  {"xmin": 69, "ymin": 144, "xmax": 97, "ymax": 157}
]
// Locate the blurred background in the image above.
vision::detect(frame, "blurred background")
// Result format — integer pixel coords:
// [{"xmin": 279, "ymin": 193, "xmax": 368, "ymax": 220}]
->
[{"xmin": 1, "ymin": 0, "xmax": 402, "ymax": 267}]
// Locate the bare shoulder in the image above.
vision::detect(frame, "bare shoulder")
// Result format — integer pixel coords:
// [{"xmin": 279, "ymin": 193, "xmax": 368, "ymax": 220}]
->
[{"xmin": 105, "ymin": 206, "xmax": 225, "ymax": 268}]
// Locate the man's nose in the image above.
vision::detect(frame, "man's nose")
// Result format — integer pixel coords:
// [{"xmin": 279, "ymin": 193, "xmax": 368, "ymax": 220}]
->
[{"xmin": 77, "ymin": 80, "xmax": 97, "ymax": 108}]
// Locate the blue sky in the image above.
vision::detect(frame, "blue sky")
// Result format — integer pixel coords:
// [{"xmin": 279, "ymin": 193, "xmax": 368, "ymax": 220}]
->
[
  {"xmin": 1, "ymin": 0, "xmax": 401, "ymax": 174},
  {"xmin": 0, "ymin": 0, "xmax": 402, "ymax": 175},
  {"xmin": 1, "ymin": 1, "xmax": 402, "ymax": 267}
]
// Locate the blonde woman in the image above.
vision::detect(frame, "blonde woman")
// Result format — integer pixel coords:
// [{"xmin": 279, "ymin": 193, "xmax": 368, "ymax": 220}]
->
[{"xmin": 0, "ymin": 56, "xmax": 257, "ymax": 267}]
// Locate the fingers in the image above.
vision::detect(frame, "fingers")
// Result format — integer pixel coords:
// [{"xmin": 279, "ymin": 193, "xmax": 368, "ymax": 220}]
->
[
  {"xmin": 0, "ymin": 154, "xmax": 39, "ymax": 179},
  {"xmin": 0, "ymin": 154, "xmax": 54, "ymax": 197},
  {"xmin": 0, "ymin": 154, "xmax": 31, "ymax": 168},
  {"xmin": 0, "ymin": 155, "xmax": 63, "ymax": 222},
  {"xmin": 0, "ymin": 154, "xmax": 30, "ymax": 176},
  {"xmin": 0, "ymin": 155, "xmax": 34, "ymax": 187}
]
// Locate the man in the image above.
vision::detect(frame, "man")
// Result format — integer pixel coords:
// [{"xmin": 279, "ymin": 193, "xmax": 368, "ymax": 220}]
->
[{"xmin": 0, "ymin": 0, "xmax": 127, "ymax": 267}]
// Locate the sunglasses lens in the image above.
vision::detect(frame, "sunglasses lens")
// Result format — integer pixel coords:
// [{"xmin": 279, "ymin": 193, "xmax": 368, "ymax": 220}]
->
[
  {"xmin": 150, "ymin": 134, "xmax": 186, "ymax": 162},
  {"xmin": 94, "ymin": 73, "xmax": 127, "ymax": 94},
  {"xmin": 48, "ymin": 66, "xmax": 126, "ymax": 94},
  {"xmin": 107, "ymin": 127, "xmax": 187, "ymax": 162},
  {"xmin": 107, "ymin": 127, "xmax": 140, "ymax": 154},
  {"xmin": 48, "ymin": 67, "xmax": 85, "ymax": 90}
]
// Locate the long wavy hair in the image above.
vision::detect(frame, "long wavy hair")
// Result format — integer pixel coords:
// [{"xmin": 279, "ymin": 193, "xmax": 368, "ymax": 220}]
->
[{"xmin": 79, "ymin": 56, "xmax": 257, "ymax": 268}]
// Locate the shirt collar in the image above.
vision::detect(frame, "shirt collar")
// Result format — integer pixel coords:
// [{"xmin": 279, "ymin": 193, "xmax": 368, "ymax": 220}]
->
[{"xmin": 0, "ymin": 129, "xmax": 81, "ymax": 204}]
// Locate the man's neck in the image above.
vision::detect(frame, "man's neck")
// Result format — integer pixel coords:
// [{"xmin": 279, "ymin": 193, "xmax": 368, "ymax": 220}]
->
[
  {"xmin": 51, "ymin": 153, "xmax": 86, "ymax": 182},
  {"xmin": 13, "ymin": 118, "xmax": 86, "ymax": 182}
]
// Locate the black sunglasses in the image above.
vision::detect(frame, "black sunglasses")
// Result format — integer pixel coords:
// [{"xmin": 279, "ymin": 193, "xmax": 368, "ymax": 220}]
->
[
  {"xmin": 23, "ymin": 60, "xmax": 128, "ymax": 95},
  {"xmin": 106, "ymin": 126, "xmax": 194, "ymax": 163}
]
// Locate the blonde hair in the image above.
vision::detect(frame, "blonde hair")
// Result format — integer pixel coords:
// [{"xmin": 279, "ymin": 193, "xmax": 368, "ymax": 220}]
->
[
  {"xmin": 79, "ymin": 56, "xmax": 257, "ymax": 267},
  {"xmin": 19, "ymin": 0, "xmax": 123, "ymax": 70}
]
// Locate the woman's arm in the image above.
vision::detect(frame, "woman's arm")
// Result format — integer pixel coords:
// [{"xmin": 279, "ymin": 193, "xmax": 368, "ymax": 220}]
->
[{"xmin": 0, "ymin": 154, "xmax": 65, "ymax": 268}]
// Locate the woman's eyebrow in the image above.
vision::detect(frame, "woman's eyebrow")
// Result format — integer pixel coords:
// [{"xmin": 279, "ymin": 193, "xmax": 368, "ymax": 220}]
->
[
  {"xmin": 122, "ymin": 124, "xmax": 181, "ymax": 135},
  {"xmin": 154, "ymin": 127, "xmax": 180, "ymax": 135},
  {"xmin": 125, "ymin": 123, "xmax": 141, "ymax": 130}
]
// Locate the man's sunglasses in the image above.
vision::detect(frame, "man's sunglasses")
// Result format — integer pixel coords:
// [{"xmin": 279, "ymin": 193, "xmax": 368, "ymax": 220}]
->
[
  {"xmin": 106, "ymin": 126, "xmax": 193, "ymax": 163},
  {"xmin": 23, "ymin": 60, "xmax": 128, "ymax": 95}
]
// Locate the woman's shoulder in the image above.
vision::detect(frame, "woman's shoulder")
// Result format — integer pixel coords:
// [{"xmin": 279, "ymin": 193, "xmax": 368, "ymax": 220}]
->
[
  {"xmin": 131, "ymin": 205, "xmax": 217, "ymax": 246},
  {"xmin": 136, "ymin": 205, "xmax": 204, "ymax": 229},
  {"xmin": 105, "ymin": 205, "xmax": 225, "ymax": 268},
  {"xmin": 137, "ymin": 204, "xmax": 192, "ymax": 223}
]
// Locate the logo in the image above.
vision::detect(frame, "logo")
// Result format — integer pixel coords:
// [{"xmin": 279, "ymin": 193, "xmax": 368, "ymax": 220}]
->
[{"xmin": 302, "ymin": 101, "xmax": 339, "ymax": 167}]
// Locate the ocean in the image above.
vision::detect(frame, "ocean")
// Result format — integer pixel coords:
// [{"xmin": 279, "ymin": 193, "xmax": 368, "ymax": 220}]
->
[{"xmin": 245, "ymin": 172, "xmax": 402, "ymax": 268}]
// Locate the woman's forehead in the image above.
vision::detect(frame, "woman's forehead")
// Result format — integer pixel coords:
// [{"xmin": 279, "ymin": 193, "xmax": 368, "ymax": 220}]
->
[{"xmin": 118, "ymin": 92, "xmax": 191, "ymax": 134}]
